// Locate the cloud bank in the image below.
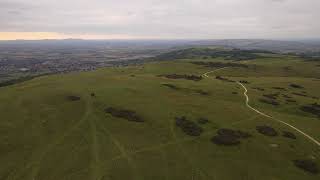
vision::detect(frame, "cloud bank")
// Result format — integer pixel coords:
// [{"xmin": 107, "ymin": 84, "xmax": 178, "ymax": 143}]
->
[{"xmin": 0, "ymin": 0, "xmax": 319, "ymax": 39}]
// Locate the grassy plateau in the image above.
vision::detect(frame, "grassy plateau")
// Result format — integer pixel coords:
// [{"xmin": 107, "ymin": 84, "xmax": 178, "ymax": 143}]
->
[{"xmin": 0, "ymin": 50, "xmax": 320, "ymax": 180}]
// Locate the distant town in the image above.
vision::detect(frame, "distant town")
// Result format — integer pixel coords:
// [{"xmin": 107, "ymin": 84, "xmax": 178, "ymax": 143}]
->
[
  {"xmin": 0, "ymin": 40, "xmax": 169, "ymax": 82},
  {"xmin": 1, "ymin": 39, "xmax": 320, "ymax": 83}
]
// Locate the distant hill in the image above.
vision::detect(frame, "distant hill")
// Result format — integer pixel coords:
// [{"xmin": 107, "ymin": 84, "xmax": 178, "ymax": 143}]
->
[
  {"xmin": 154, "ymin": 48, "xmax": 272, "ymax": 61},
  {"xmin": 188, "ymin": 39, "xmax": 320, "ymax": 53},
  {"xmin": 0, "ymin": 39, "xmax": 319, "ymax": 53}
]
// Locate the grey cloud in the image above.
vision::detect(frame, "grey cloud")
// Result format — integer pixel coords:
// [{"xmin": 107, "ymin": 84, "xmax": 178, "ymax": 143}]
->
[{"xmin": 0, "ymin": 0, "xmax": 319, "ymax": 39}]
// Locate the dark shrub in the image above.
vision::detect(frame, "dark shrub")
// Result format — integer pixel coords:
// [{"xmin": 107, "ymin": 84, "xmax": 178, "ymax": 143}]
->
[
  {"xmin": 160, "ymin": 74, "xmax": 202, "ymax": 81},
  {"xmin": 263, "ymin": 93, "xmax": 279, "ymax": 100},
  {"xmin": 282, "ymin": 94, "xmax": 292, "ymax": 99},
  {"xmin": 239, "ymin": 80, "xmax": 249, "ymax": 84},
  {"xmin": 293, "ymin": 160, "xmax": 319, "ymax": 174},
  {"xmin": 300, "ymin": 103, "xmax": 320, "ymax": 117},
  {"xmin": 195, "ymin": 90, "xmax": 210, "ymax": 96},
  {"xmin": 175, "ymin": 116, "xmax": 203, "ymax": 136},
  {"xmin": 162, "ymin": 84, "xmax": 209, "ymax": 96},
  {"xmin": 259, "ymin": 99, "xmax": 280, "ymax": 106},
  {"xmin": 211, "ymin": 128, "xmax": 251, "ymax": 146},
  {"xmin": 211, "ymin": 135, "xmax": 240, "ymax": 146},
  {"xmin": 191, "ymin": 61, "xmax": 249, "ymax": 68},
  {"xmin": 216, "ymin": 76, "xmax": 235, "ymax": 82},
  {"xmin": 162, "ymin": 83, "xmax": 180, "ymax": 90},
  {"xmin": 256, "ymin": 126, "xmax": 278, "ymax": 136},
  {"xmin": 292, "ymin": 92, "xmax": 307, "ymax": 97},
  {"xmin": 67, "ymin": 96, "xmax": 81, "ymax": 101},
  {"xmin": 286, "ymin": 99, "xmax": 297, "ymax": 103},
  {"xmin": 290, "ymin": 84, "xmax": 303, "ymax": 89},
  {"xmin": 197, "ymin": 118, "xmax": 209, "ymax": 124},
  {"xmin": 282, "ymin": 131, "xmax": 296, "ymax": 139},
  {"xmin": 105, "ymin": 107, "xmax": 144, "ymax": 122},
  {"xmin": 272, "ymin": 87, "xmax": 287, "ymax": 91},
  {"xmin": 252, "ymin": 87, "xmax": 265, "ymax": 91},
  {"xmin": 217, "ymin": 129, "xmax": 252, "ymax": 139}
]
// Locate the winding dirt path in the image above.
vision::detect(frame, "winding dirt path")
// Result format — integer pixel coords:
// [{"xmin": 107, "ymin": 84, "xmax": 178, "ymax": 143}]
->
[
  {"xmin": 202, "ymin": 67, "xmax": 228, "ymax": 78},
  {"xmin": 237, "ymin": 82, "xmax": 320, "ymax": 147},
  {"xmin": 203, "ymin": 68, "xmax": 320, "ymax": 147}
]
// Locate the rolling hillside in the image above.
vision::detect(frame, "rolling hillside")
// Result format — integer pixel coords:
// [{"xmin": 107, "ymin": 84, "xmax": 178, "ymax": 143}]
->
[{"xmin": 0, "ymin": 51, "xmax": 320, "ymax": 180}]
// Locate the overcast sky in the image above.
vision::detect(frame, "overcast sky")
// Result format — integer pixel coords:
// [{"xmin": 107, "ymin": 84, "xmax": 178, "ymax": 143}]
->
[{"xmin": 0, "ymin": 0, "xmax": 319, "ymax": 40}]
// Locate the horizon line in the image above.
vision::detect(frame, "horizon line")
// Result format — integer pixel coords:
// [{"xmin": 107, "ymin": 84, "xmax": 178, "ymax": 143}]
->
[{"xmin": 0, "ymin": 38, "xmax": 318, "ymax": 42}]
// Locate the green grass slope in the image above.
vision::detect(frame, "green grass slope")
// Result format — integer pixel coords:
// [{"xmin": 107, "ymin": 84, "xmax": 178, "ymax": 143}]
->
[{"xmin": 0, "ymin": 55, "xmax": 320, "ymax": 180}]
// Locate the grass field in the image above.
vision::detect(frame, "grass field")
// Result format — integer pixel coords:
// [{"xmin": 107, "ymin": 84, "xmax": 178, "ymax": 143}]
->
[{"xmin": 0, "ymin": 54, "xmax": 319, "ymax": 180}]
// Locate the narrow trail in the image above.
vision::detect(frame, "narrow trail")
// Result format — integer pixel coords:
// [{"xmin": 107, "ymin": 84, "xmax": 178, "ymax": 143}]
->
[
  {"xmin": 98, "ymin": 121, "xmax": 140, "ymax": 180},
  {"xmin": 202, "ymin": 68, "xmax": 320, "ymax": 147},
  {"xmin": 10, "ymin": 95, "xmax": 93, "ymax": 180},
  {"xmin": 89, "ymin": 118, "xmax": 101, "ymax": 180},
  {"xmin": 202, "ymin": 67, "xmax": 228, "ymax": 78},
  {"xmin": 237, "ymin": 82, "xmax": 320, "ymax": 147}
]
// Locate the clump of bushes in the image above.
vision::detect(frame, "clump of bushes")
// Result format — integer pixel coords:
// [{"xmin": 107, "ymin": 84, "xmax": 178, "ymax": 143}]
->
[
  {"xmin": 216, "ymin": 76, "xmax": 235, "ymax": 82},
  {"xmin": 105, "ymin": 107, "xmax": 144, "ymax": 122},
  {"xmin": 160, "ymin": 74, "xmax": 202, "ymax": 81},
  {"xmin": 256, "ymin": 125, "xmax": 278, "ymax": 136},
  {"xmin": 293, "ymin": 159, "xmax": 319, "ymax": 174},
  {"xmin": 239, "ymin": 80, "xmax": 250, "ymax": 84},
  {"xmin": 197, "ymin": 118, "xmax": 209, "ymax": 124},
  {"xmin": 67, "ymin": 96, "xmax": 81, "ymax": 101},
  {"xmin": 263, "ymin": 93, "xmax": 279, "ymax": 100},
  {"xmin": 259, "ymin": 99, "xmax": 280, "ymax": 106},
  {"xmin": 300, "ymin": 103, "xmax": 320, "ymax": 117},
  {"xmin": 252, "ymin": 87, "xmax": 265, "ymax": 91},
  {"xmin": 290, "ymin": 84, "xmax": 304, "ymax": 89},
  {"xmin": 286, "ymin": 99, "xmax": 297, "ymax": 103},
  {"xmin": 292, "ymin": 92, "xmax": 307, "ymax": 97},
  {"xmin": 272, "ymin": 87, "xmax": 287, "ymax": 91},
  {"xmin": 162, "ymin": 83, "xmax": 209, "ymax": 96},
  {"xmin": 175, "ymin": 116, "xmax": 203, "ymax": 136},
  {"xmin": 162, "ymin": 83, "xmax": 180, "ymax": 90},
  {"xmin": 191, "ymin": 61, "xmax": 249, "ymax": 68},
  {"xmin": 194, "ymin": 90, "xmax": 210, "ymax": 96},
  {"xmin": 282, "ymin": 94, "xmax": 292, "ymax": 99},
  {"xmin": 282, "ymin": 131, "xmax": 296, "ymax": 139},
  {"xmin": 211, "ymin": 128, "xmax": 252, "ymax": 146}
]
